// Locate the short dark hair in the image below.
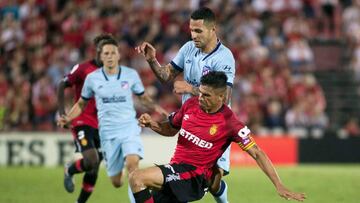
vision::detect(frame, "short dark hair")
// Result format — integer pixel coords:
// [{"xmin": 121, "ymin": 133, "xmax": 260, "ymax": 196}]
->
[
  {"xmin": 190, "ymin": 7, "xmax": 216, "ymax": 24},
  {"xmin": 93, "ymin": 33, "xmax": 118, "ymax": 66},
  {"xmin": 93, "ymin": 33, "xmax": 116, "ymax": 47},
  {"xmin": 95, "ymin": 33, "xmax": 118, "ymax": 53},
  {"xmin": 200, "ymin": 71, "xmax": 227, "ymax": 89}
]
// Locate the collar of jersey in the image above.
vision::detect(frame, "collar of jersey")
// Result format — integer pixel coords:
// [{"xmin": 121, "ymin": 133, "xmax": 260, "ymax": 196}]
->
[
  {"xmin": 201, "ymin": 39, "xmax": 221, "ymax": 61},
  {"xmin": 101, "ymin": 66, "xmax": 121, "ymax": 81}
]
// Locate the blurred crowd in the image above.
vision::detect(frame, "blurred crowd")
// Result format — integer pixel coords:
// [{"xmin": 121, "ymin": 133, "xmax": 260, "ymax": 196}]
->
[{"xmin": 0, "ymin": 0, "xmax": 359, "ymax": 136}]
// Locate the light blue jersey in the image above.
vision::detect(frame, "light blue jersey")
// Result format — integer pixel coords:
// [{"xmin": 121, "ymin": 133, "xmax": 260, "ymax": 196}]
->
[
  {"xmin": 171, "ymin": 40, "xmax": 235, "ymax": 174},
  {"xmin": 171, "ymin": 40, "xmax": 235, "ymax": 103},
  {"xmin": 81, "ymin": 65, "xmax": 145, "ymax": 177},
  {"xmin": 81, "ymin": 66, "xmax": 144, "ymax": 140}
]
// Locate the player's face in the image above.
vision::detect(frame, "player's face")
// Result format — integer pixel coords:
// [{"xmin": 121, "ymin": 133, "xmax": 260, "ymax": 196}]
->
[
  {"xmin": 198, "ymin": 85, "xmax": 224, "ymax": 113},
  {"xmin": 189, "ymin": 19, "xmax": 215, "ymax": 50},
  {"xmin": 100, "ymin": 44, "xmax": 120, "ymax": 69}
]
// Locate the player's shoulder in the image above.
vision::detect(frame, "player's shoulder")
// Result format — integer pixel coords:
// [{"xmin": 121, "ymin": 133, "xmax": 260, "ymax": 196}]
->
[
  {"xmin": 86, "ymin": 68, "xmax": 102, "ymax": 78},
  {"xmin": 222, "ymin": 105, "xmax": 237, "ymax": 120},
  {"xmin": 78, "ymin": 60, "xmax": 98, "ymax": 69},
  {"xmin": 69, "ymin": 60, "xmax": 97, "ymax": 74},
  {"xmin": 183, "ymin": 96, "xmax": 198, "ymax": 108},
  {"xmin": 120, "ymin": 66, "xmax": 139, "ymax": 76},
  {"xmin": 180, "ymin": 41, "xmax": 196, "ymax": 52},
  {"xmin": 217, "ymin": 43, "xmax": 235, "ymax": 59}
]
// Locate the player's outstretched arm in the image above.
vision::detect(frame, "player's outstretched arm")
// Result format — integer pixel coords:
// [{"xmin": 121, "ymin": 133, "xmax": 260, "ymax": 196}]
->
[
  {"xmin": 138, "ymin": 93, "xmax": 168, "ymax": 117},
  {"xmin": 173, "ymin": 80, "xmax": 199, "ymax": 95},
  {"xmin": 135, "ymin": 42, "xmax": 180, "ymax": 83},
  {"xmin": 57, "ymin": 80, "xmax": 71, "ymax": 116},
  {"xmin": 138, "ymin": 113, "xmax": 178, "ymax": 137},
  {"xmin": 57, "ymin": 98, "xmax": 88, "ymax": 128},
  {"xmin": 246, "ymin": 144, "xmax": 306, "ymax": 202}
]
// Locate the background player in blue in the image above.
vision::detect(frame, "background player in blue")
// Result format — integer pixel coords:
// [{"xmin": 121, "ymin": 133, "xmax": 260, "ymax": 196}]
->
[
  {"xmin": 57, "ymin": 34, "xmax": 113, "ymax": 203},
  {"xmin": 58, "ymin": 35, "xmax": 167, "ymax": 203},
  {"xmin": 136, "ymin": 7, "xmax": 234, "ymax": 203}
]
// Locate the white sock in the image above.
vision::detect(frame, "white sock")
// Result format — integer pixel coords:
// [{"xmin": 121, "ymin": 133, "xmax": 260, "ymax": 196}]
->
[
  {"xmin": 213, "ymin": 180, "xmax": 228, "ymax": 203},
  {"xmin": 128, "ymin": 184, "xmax": 136, "ymax": 203}
]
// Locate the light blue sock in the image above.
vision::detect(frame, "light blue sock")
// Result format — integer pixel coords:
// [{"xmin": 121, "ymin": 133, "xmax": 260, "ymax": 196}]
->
[
  {"xmin": 213, "ymin": 180, "xmax": 228, "ymax": 203},
  {"xmin": 128, "ymin": 184, "xmax": 136, "ymax": 203}
]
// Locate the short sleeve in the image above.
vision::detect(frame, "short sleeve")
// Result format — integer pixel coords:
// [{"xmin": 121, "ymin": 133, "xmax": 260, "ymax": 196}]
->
[
  {"xmin": 65, "ymin": 64, "xmax": 81, "ymax": 85},
  {"xmin": 131, "ymin": 70, "xmax": 145, "ymax": 95},
  {"xmin": 228, "ymin": 115, "xmax": 256, "ymax": 151},
  {"xmin": 214, "ymin": 50, "xmax": 235, "ymax": 87},
  {"xmin": 81, "ymin": 75, "xmax": 94, "ymax": 100},
  {"xmin": 170, "ymin": 42, "xmax": 191, "ymax": 72}
]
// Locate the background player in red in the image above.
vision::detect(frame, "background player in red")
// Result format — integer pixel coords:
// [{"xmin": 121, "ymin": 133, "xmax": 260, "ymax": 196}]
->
[
  {"xmin": 57, "ymin": 34, "xmax": 113, "ymax": 203},
  {"xmin": 131, "ymin": 71, "xmax": 306, "ymax": 203}
]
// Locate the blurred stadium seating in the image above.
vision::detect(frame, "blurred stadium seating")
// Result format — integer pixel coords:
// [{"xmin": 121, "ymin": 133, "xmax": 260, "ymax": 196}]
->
[{"xmin": 0, "ymin": 0, "xmax": 359, "ymax": 139}]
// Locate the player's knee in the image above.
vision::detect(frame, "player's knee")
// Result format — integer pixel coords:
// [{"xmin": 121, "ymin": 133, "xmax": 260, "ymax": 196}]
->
[
  {"xmin": 129, "ymin": 170, "xmax": 143, "ymax": 188},
  {"xmin": 83, "ymin": 157, "xmax": 100, "ymax": 171},
  {"xmin": 111, "ymin": 178, "xmax": 124, "ymax": 188}
]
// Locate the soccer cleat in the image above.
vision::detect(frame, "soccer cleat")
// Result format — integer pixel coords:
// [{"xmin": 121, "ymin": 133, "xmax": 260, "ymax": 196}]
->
[{"xmin": 64, "ymin": 163, "xmax": 75, "ymax": 193}]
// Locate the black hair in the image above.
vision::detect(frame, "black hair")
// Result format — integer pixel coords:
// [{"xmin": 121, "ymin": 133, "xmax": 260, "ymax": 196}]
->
[
  {"xmin": 190, "ymin": 7, "xmax": 216, "ymax": 24},
  {"xmin": 200, "ymin": 71, "xmax": 227, "ymax": 89},
  {"xmin": 93, "ymin": 33, "xmax": 115, "ymax": 47}
]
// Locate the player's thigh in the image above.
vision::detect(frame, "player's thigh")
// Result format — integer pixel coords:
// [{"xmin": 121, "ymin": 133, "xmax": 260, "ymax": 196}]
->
[
  {"xmin": 101, "ymin": 138, "xmax": 125, "ymax": 177},
  {"xmin": 133, "ymin": 166, "xmax": 164, "ymax": 190},
  {"xmin": 72, "ymin": 125, "xmax": 99, "ymax": 153},
  {"xmin": 122, "ymin": 127, "xmax": 144, "ymax": 161},
  {"xmin": 125, "ymin": 154, "xmax": 140, "ymax": 173}
]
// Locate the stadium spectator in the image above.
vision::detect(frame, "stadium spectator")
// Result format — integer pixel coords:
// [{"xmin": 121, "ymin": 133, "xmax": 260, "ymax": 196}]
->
[
  {"xmin": 136, "ymin": 7, "xmax": 235, "ymax": 203},
  {"xmin": 57, "ymin": 35, "xmax": 167, "ymax": 203},
  {"xmin": 131, "ymin": 71, "xmax": 306, "ymax": 203},
  {"xmin": 0, "ymin": 0, "xmax": 350, "ymax": 137}
]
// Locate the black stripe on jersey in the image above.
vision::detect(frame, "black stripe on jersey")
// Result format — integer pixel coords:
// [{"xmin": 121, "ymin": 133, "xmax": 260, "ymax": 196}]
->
[
  {"xmin": 134, "ymin": 91, "xmax": 145, "ymax": 96},
  {"xmin": 202, "ymin": 41, "xmax": 221, "ymax": 61},
  {"xmin": 170, "ymin": 61, "xmax": 183, "ymax": 72},
  {"xmin": 81, "ymin": 96, "xmax": 91, "ymax": 100}
]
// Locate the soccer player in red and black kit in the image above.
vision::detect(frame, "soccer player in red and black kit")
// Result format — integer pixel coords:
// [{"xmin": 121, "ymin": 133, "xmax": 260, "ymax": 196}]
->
[
  {"xmin": 57, "ymin": 34, "xmax": 113, "ymax": 203},
  {"xmin": 131, "ymin": 71, "xmax": 306, "ymax": 203}
]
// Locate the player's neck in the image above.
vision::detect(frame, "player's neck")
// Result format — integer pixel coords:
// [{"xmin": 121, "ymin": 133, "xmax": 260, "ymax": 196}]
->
[
  {"xmin": 104, "ymin": 66, "xmax": 119, "ymax": 75},
  {"xmin": 202, "ymin": 103, "xmax": 223, "ymax": 114},
  {"xmin": 202, "ymin": 37, "xmax": 218, "ymax": 53}
]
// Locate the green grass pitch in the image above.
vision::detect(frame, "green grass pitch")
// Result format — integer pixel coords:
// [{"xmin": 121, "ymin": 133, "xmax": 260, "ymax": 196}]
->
[{"xmin": 0, "ymin": 164, "xmax": 359, "ymax": 203}]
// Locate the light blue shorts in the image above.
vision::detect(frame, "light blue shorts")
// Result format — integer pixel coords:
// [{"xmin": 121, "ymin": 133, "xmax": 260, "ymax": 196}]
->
[
  {"xmin": 217, "ymin": 145, "xmax": 231, "ymax": 175},
  {"xmin": 100, "ymin": 128, "xmax": 144, "ymax": 177}
]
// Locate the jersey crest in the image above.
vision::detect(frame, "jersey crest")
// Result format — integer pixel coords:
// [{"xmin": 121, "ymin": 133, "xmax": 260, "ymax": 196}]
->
[
  {"xmin": 202, "ymin": 66, "xmax": 211, "ymax": 76},
  {"xmin": 209, "ymin": 124, "xmax": 218, "ymax": 136}
]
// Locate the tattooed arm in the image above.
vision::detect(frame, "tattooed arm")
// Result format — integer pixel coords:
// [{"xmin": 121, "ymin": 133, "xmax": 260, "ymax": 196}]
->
[{"xmin": 136, "ymin": 42, "xmax": 181, "ymax": 83}]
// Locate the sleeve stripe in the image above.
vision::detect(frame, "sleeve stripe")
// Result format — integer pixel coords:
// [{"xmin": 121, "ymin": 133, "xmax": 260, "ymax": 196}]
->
[
  {"xmin": 243, "ymin": 142, "xmax": 256, "ymax": 151},
  {"xmin": 226, "ymin": 82, "xmax": 233, "ymax": 87},
  {"xmin": 135, "ymin": 91, "xmax": 145, "ymax": 96},
  {"xmin": 81, "ymin": 96, "xmax": 91, "ymax": 100},
  {"xmin": 170, "ymin": 61, "xmax": 183, "ymax": 72}
]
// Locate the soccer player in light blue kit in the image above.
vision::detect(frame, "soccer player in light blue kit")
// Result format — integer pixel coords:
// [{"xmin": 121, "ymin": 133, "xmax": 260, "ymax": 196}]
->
[
  {"xmin": 58, "ymin": 35, "xmax": 167, "ymax": 203},
  {"xmin": 136, "ymin": 7, "xmax": 234, "ymax": 203}
]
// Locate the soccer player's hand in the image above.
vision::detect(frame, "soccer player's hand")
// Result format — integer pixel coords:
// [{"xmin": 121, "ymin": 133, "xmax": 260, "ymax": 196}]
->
[
  {"xmin": 138, "ymin": 113, "xmax": 153, "ymax": 128},
  {"xmin": 57, "ymin": 115, "xmax": 70, "ymax": 129},
  {"xmin": 276, "ymin": 184, "xmax": 306, "ymax": 201},
  {"xmin": 173, "ymin": 80, "xmax": 193, "ymax": 94},
  {"xmin": 135, "ymin": 42, "xmax": 156, "ymax": 61}
]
